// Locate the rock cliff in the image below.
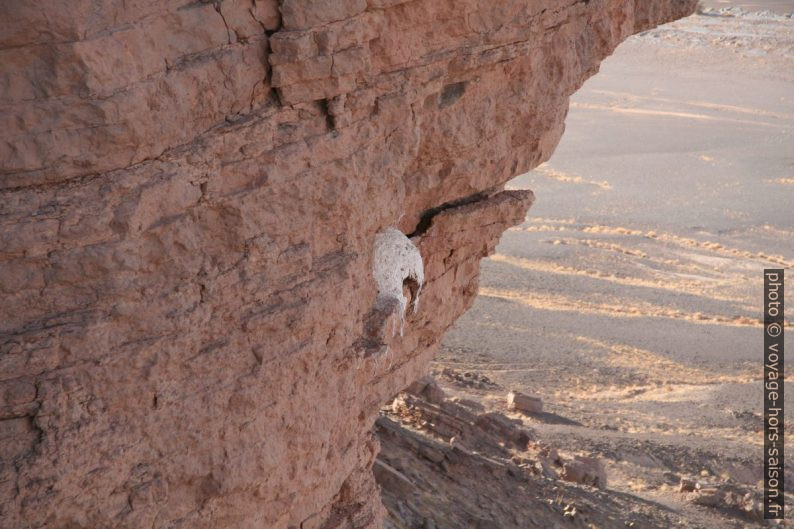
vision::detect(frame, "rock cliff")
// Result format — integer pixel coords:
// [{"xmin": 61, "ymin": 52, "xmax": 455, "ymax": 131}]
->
[{"xmin": 0, "ymin": 1, "xmax": 695, "ymax": 528}]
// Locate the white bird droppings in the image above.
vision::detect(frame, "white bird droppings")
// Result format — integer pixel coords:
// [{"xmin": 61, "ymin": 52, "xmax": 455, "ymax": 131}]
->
[{"xmin": 372, "ymin": 227, "xmax": 425, "ymax": 332}]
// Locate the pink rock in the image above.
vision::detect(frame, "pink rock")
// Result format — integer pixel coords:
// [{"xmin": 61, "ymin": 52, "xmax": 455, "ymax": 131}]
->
[
  {"xmin": 0, "ymin": 0, "xmax": 696, "ymax": 527},
  {"xmin": 562, "ymin": 456, "xmax": 608, "ymax": 489},
  {"xmin": 406, "ymin": 376, "xmax": 446, "ymax": 406},
  {"xmin": 507, "ymin": 390, "xmax": 544, "ymax": 414}
]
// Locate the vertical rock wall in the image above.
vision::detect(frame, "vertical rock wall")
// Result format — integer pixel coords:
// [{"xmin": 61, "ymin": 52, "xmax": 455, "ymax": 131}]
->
[{"xmin": 0, "ymin": 1, "xmax": 695, "ymax": 528}]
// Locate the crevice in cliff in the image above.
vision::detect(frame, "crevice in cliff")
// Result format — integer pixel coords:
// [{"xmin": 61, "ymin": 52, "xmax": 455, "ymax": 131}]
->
[
  {"xmin": 318, "ymin": 98, "xmax": 335, "ymax": 131},
  {"xmin": 407, "ymin": 188, "xmax": 499, "ymax": 238},
  {"xmin": 249, "ymin": 0, "xmax": 283, "ymax": 106},
  {"xmin": 265, "ymin": 56, "xmax": 280, "ymax": 108},
  {"xmin": 212, "ymin": 2, "xmax": 233, "ymax": 45}
]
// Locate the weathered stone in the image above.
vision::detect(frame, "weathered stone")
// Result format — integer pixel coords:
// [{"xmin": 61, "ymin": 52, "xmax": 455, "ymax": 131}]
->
[
  {"xmin": 685, "ymin": 483, "xmax": 765, "ymax": 519},
  {"xmin": 406, "ymin": 376, "xmax": 445, "ymax": 406},
  {"xmin": 507, "ymin": 390, "xmax": 544, "ymax": 414},
  {"xmin": 561, "ymin": 456, "xmax": 608, "ymax": 489},
  {"xmin": 689, "ymin": 487, "xmax": 723, "ymax": 507},
  {"xmin": 679, "ymin": 477, "xmax": 697, "ymax": 492}
]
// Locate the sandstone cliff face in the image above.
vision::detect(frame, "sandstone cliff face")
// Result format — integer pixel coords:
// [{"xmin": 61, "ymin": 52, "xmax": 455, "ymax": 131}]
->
[{"xmin": 0, "ymin": 1, "xmax": 695, "ymax": 528}]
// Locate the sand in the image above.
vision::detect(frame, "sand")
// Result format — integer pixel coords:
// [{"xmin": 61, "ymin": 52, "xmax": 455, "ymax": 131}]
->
[
  {"xmin": 702, "ymin": 0, "xmax": 794, "ymax": 15},
  {"xmin": 438, "ymin": 4, "xmax": 794, "ymax": 527}
]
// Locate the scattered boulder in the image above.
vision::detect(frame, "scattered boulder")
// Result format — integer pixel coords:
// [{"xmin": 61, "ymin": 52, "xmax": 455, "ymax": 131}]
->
[
  {"xmin": 439, "ymin": 368, "xmax": 499, "ymax": 390},
  {"xmin": 561, "ymin": 456, "xmax": 607, "ymax": 489},
  {"xmin": 540, "ymin": 445, "xmax": 560, "ymax": 464},
  {"xmin": 684, "ymin": 482, "xmax": 765, "ymax": 520},
  {"xmin": 678, "ymin": 478, "xmax": 696, "ymax": 492},
  {"xmin": 405, "ymin": 376, "xmax": 446, "ymax": 406},
  {"xmin": 537, "ymin": 457, "xmax": 560, "ymax": 479},
  {"xmin": 506, "ymin": 390, "xmax": 543, "ymax": 414},
  {"xmin": 689, "ymin": 486, "xmax": 722, "ymax": 507}
]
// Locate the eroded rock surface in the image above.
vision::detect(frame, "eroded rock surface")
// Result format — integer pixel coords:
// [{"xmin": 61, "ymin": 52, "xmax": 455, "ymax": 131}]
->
[{"xmin": 0, "ymin": 1, "xmax": 695, "ymax": 528}]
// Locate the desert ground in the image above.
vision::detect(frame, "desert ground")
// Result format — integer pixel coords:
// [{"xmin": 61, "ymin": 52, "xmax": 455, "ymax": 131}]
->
[
  {"xmin": 702, "ymin": 0, "xmax": 794, "ymax": 14},
  {"xmin": 421, "ymin": 3, "xmax": 793, "ymax": 528}
]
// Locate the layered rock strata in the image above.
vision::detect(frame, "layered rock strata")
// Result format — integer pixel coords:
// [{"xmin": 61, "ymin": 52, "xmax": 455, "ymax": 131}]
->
[
  {"xmin": 0, "ymin": 1, "xmax": 695, "ymax": 528},
  {"xmin": 378, "ymin": 386, "xmax": 621, "ymax": 528}
]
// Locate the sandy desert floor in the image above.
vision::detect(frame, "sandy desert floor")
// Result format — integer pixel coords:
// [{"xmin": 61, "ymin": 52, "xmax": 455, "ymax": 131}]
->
[{"xmin": 436, "ymin": 4, "xmax": 794, "ymax": 527}]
